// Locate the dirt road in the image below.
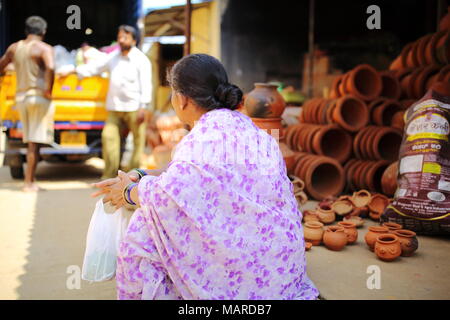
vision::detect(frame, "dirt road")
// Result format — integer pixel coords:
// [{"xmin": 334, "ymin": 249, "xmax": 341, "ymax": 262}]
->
[{"xmin": 0, "ymin": 158, "xmax": 116, "ymax": 299}]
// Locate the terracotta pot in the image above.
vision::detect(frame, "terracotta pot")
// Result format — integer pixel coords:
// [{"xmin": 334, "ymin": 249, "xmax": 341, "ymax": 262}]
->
[
  {"xmin": 326, "ymin": 100, "xmax": 338, "ymax": 124},
  {"xmin": 394, "ymin": 229, "xmax": 419, "ymax": 257},
  {"xmin": 381, "ymin": 161, "xmax": 398, "ymax": 196},
  {"xmin": 400, "ymin": 43, "xmax": 414, "ymax": 69},
  {"xmin": 280, "ymin": 142, "xmax": 295, "ymax": 173},
  {"xmin": 331, "ymin": 199, "xmax": 353, "ymax": 216},
  {"xmin": 391, "ymin": 111, "xmax": 405, "ymax": 130},
  {"xmin": 371, "ymin": 127, "xmax": 403, "ymax": 161},
  {"xmin": 303, "ymin": 210, "xmax": 320, "ymax": 223},
  {"xmin": 361, "ymin": 127, "xmax": 380, "ymax": 159},
  {"xmin": 382, "ymin": 222, "xmax": 403, "ymax": 234},
  {"xmin": 428, "ymin": 31, "xmax": 447, "ymax": 65},
  {"xmin": 343, "ymin": 215, "xmax": 364, "ymax": 228},
  {"xmin": 346, "ymin": 160, "xmax": 363, "ymax": 191},
  {"xmin": 337, "ymin": 221, "xmax": 358, "ymax": 244},
  {"xmin": 372, "ymin": 99, "xmax": 403, "ymax": 126},
  {"xmin": 344, "ymin": 64, "xmax": 382, "ymax": 101},
  {"xmin": 365, "ymin": 226, "xmax": 389, "ymax": 251},
  {"xmin": 245, "ymin": 83, "xmax": 286, "ymax": 118},
  {"xmin": 302, "ymin": 156, "xmax": 345, "ymax": 201},
  {"xmin": 380, "ymin": 71, "xmax": 401, "ymax": 100},
  {"xmin": 317, "ymin": 204, "xmax": 336, "ymax": 224},
  {"xmin": 364, "ymin": 160, "xmax": 390, "ymax": 193},
  {"xmin": 305, "ymin": 242, "xmax": 313, "ymax": 251},
  {"xmin": 417, "ymin": 34, "xmax": 433, "ymax": 66},
  {"xmin": 311, "ymin": 124, "xmax": 352, "ymax": 163},
  {"xmin": 323, "ymin": 226, "xmax": 348, "ymax": 251},
  {"xmin": 303, "ymin": 221, "xmax": 324, "ymax": 245},
  {"xmin": 339, "ymin": 72, "xmax": 350, "ymax": 96},
  {"xmin": 435, "ymin": 30, "xmax": 450, "ymax": 64},
  {"xmin": 330, "ymin": 75, "xmax": 344, "ymax": 99},
  {"xmin": 349, "ymin": 205, "xmax": 369, "ymax": 218},
  {"xmin": 368, "ymin": 193, "xmax": 390, "ymax": 214},
  {"xmin": 389, "ymin": 56, "xmax": 403, "ymax": 71},
  {"xmin": 251, "ymin": 117, "xmax": 284, "ymax": 140},
  {"xmin": 412, "ymin": 65, "xmax": 441, "ymax": 99},
  {"xmin": 439, "ymin": 6, "xmax": 450, "ymax": 31},
  {"xmin": 374, "ymin": 234, "xmax": 402, "ymax": 262},
  {"xmin": 352, "ymin": 189, "xmax": 372, "ymax": 207},
  {"xmin": 332, "ymin": 95, "xmax": 369, "ymax": 132}
]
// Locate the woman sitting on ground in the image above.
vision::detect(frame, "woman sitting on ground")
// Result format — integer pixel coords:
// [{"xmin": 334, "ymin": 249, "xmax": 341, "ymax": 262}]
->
[{"xmin": 92, "ymin": 53, "xmax": 319, "ymax": 300}]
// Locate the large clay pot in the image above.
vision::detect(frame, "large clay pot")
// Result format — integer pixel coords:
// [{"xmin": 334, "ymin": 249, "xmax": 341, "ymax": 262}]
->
[
  {"xmin": 245, "ymin": 83, "xmax": 286, "ymax": 118},
  {"xmin": 382, "ymin": 222, "xmax": 403, "ymax": 234},
  {"xmin": 317, "ymin": 204, "xmax": 336, "ymax": 224},
  {"xmin": 251, "ymin": 117, "xmax": 284, "ymax": 139},
  {"xmin": 303, "ymin": 221, "xmax": 324, "ymax": 246},
  {"xmin": 323, "ymin": 226, "xmax": 348, "ymax": 251},
  {"xmin": 338, "ymin": 221, "xmax": 358, "ymax": 244},
  {"xmin": 365, "ymin": 226, "xmax": 389, "ymax": 251},
  {"xmin": 372, "ymin": 99, "xmax": 403, "ymax": 126},
  {"xmin": 394, "ymin": 229, "xmax": 419, "ymax": 257},
  {"xmin": 374, "ymin": 234, "xmax": 402, "ymax": 262},
  {"xmin": 311, "ymin": 124, "xmax": 352, "ymax": 163},
  {"xmin": 344, "ymin": 64, "xmax": 382, "ymax": 101},
  {"xmin": 371, "ymin": 127, "xmax": 403, "ymax": 161},
  {"xmin": 332, "ymin": 95, "xmax": 369, "ymax": 132}
]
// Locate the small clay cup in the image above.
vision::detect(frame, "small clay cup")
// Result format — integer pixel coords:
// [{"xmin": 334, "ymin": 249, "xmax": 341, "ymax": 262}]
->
[
  {"xmin": 382, "ymin": 222, "xmax": 403, "ymax": 234},
  {"xmin": 303, "ymin": 221, "xmax": 325, "ymax": 246},
  {"xmin": 365, "ymin": 226, "xmax": 389, "ymax": 251},
  {"xmin": 394, "ymin": 229, "xmax": 419, "ymax": 257},
  {"xmin": 323, "ymin": 226, "xmax": 348, "ymax": 251},
  {"xmin": 374, "ymin": 234, "xmax": 402, "ymax": 262}
]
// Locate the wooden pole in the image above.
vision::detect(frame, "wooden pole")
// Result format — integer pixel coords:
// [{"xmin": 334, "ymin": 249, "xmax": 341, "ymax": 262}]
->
[
  {"xmin": 308, "ymin": 0, "xmax": 315, "ymax": 98},
  {"xmin": 184, "ymin": 0, "xmax": 192, "ymax": 56}
]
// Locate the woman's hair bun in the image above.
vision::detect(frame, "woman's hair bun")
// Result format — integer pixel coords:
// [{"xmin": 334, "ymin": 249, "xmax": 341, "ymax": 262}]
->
[{"xmin": 215, "ymin": 83, "xmax": 243, "ymax": 110}]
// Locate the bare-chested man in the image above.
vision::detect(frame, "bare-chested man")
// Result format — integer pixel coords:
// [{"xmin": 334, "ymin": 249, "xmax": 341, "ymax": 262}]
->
[{"xmin": 0, "ymin": 16, "xmax": 55, "ymax": 192}]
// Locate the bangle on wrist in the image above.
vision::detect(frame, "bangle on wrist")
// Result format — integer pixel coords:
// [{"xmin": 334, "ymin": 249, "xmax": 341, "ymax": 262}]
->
[
  {"xmin": 132, "ymin": 168, "xmax": 147, "ymax": 179},
  {"xmin": 123, "ymin": 182, "xmax": 138, "ymax": 205}
]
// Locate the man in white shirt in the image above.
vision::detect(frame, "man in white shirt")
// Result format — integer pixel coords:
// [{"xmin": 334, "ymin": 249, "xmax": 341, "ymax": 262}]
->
[{"xmin": 76, "ymin": 25, "xmax": 152, "ymax": 179}]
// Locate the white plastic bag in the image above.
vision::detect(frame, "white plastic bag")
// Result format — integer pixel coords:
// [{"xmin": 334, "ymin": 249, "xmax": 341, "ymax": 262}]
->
[{"xmin": 82, "ymin": 199, "xmax": 129, "ymax": 282}]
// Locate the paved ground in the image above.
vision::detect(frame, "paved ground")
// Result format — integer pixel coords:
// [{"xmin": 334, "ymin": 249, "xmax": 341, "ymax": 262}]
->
[{"xmin": 0, "ymin": 159, "xmax": 449, "ymax": 300}]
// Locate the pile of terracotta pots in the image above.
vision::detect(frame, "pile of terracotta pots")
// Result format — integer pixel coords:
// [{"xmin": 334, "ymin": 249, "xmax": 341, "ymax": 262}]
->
[
  {"xmin": 365, "ymin": 222, "xmax": 419, "ymax": 262},
  {"xmin": 389, "ymin": 29, "xmax": 450, "ymax": 102}
]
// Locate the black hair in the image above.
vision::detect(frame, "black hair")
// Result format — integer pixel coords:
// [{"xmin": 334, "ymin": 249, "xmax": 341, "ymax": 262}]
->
[
  {"xmin": 118, "ymin": 24, "xmax": 138, "ymax": 41},
  {"xmin": 167, "ymin": 54, "xmax": 243, "ymax": 111},
  {"xmin": 25, "ymin": 16, "xmax": 47, "ymax": 36}
]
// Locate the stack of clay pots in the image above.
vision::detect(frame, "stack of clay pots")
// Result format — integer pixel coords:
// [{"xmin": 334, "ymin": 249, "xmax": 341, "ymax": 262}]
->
[
  {"xmin": 245, "ymin": 82, "xmax": 286, "ymax": 140},
  {"xmin": 288, "ymin": 64, "xmax": 403, "ymax": 197},
  {"xmin": 364, "ymin": 222, "xmax": 419, "ymax": 262},
  {"xmin": 389, "ymin": 29, "xmax": 450, "ymax": 102}
]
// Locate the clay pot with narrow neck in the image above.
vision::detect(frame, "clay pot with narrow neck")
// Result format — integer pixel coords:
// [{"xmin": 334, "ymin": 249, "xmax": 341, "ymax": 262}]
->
[
  {"xmin": 382, "ymin": 222, "xmax": 403, "ymax": 234},
  {"xmin": 338, "ymin": 221, "xmax": 358, "ymax": 244},
  {"xmin": 323, "ymin": 226, "xmax": 348, "ymax": 251},
  {"xmin": 245, "ymin": 83, "xmax": 286, "ymax": 118},
  {"xmin": 303, "ymin": 221, "xmax": 324, "ymax": 246},
  {"xmin": 317, "ymin": 204, "xmax": 336, "ymax": 224},
  {"xmin": 365, "ymin": 226, "xmax": 389, "ymax": 251},
  {"xmin": 374, "ymin": 234, "xmax": 402, "ymax": 262},
  {"xmin": 394, "ymin": 229, "xmax": 419, "ymax": 257}
]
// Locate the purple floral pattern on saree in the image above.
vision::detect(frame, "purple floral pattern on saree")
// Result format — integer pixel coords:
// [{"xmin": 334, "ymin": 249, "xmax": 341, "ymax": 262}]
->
[{"xmin": 116, "ymin": 109, "xmax": 319, "ymax": 300}]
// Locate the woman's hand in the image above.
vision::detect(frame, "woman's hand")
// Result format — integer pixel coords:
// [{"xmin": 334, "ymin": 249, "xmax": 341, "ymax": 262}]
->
[
  {"xmin": 107, "ymin": 171, "xmax": 134, "ymax": 209},
  {"xmin": 91, "ymin": 170, "xmax": 140, "ymax": 198}
]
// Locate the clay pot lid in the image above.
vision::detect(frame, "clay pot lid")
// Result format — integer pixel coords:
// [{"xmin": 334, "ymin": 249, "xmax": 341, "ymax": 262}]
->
[
  {"xmin": 304, "ymin": 221, "xmax": 324, "ymax": 228},
  {"xmin": 352, "ymin": 190, "xmax": 372, "ymax": 207},
  {"xmin": 376, "ymin": 234, "xmax": 399, "ymax": 243},
  {"xmin": 394, "ymin": 229, "xmax": 417, "ymax": 238},
  {"xmin": 368, "ymin": 194, "xmax": 390, "ymax": 213}
]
